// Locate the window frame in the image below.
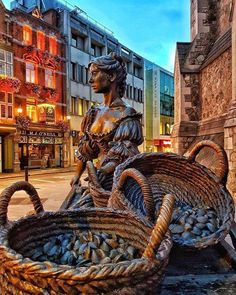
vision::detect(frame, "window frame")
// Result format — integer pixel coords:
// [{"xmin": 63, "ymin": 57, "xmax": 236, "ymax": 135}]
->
[
  {"xmin": 26, "ymin": 62, "xmax": 37, "ymax": 83},
  {"xmin": 0, "ymin": 49, "xmax": 13, "ymax": 77},
  {"xmin": 23, "ymin": 25, "xmax": 32, "ymax": 45},
  {"xmin": 0, "ymin": 92, "xmax": 13, "ymax": 119},
  {"xmin": 49, "ymin": 37, "xmax": 57, "ymax": 56},
  {"xmin": 45, "ymin": 68, "xmax": 55, "ymax": 88},
  {"xmin": 37, "ymin": 31, "xmax": 45, "ymax": 51}
]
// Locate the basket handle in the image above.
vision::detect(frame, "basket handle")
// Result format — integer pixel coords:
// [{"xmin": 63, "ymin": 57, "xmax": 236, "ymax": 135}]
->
[
  {"xmin": 142, "ymin": 194, "xmax": 175, "ymax": 259},
  {"xmin": 117, "ymin": 168, "xmax": 155, "ymax": 222},
  {"xmin": 187, "ymin": 140, "xmax": 228, "ymax": 185},
  {"xmin": 0, "ymin": 181, "xmax": 44, "ymax": 226}
]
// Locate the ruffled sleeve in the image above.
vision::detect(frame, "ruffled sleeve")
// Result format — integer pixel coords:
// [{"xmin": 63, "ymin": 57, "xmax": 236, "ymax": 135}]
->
[
  {"xmin": 104, "ymin": 116, "xmax": 143, "ymax": 165},
  {"xmin": 76, "ymin": 107, "xmax": 99, "ymax": 162}
]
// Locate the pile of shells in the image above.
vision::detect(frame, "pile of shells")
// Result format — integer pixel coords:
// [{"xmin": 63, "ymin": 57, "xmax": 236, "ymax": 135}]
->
[
  {"xmin": 28, "ymin": 231, "xmax": 140, "ymax": 267},
  {"xmin": 169, "ymin": 203, "xmax": 220, "ymax": 246}
]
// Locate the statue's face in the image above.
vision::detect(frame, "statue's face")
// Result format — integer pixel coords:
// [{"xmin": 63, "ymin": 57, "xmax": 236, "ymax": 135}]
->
[{"xmin": 89, "ymin": 64, "xmax": 111, "ymax": 93}]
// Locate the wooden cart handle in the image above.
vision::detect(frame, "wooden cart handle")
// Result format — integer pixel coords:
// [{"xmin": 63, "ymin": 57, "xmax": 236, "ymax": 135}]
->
[
  {"xmin": 143, "ymin": 194, "xmax": 175, "ymax": 259},
  {"xmin": 117, "ymin": 168, "xmax": 155, "ymax": 222},
  {"xmin": 0, "ymin": 181, "xmax": 44, "ymax": 226},
  {"xmin": 187, "ymin": 140, "xmax": 228, "ymax": 185}
]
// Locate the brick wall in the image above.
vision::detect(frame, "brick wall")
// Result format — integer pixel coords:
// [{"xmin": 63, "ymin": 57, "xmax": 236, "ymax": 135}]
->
[
  {"xmin": 217, "ymin": 0, "xmax": 232, "ymax": 37},
  {"xmin": 200, "ymin": 48, "xmax": 232, "ymax": 120}
]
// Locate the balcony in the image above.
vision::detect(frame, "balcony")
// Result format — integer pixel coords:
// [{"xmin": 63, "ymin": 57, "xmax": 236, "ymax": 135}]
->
[{"xmin": 0, "ymin": 76, "xmax": 21, "ymax": 93}]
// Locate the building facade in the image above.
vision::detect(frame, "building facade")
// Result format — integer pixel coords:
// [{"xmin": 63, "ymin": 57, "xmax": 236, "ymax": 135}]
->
[
  {"xmin": 145, "ymin": 60, "xmax": 174, "ymax": 152},
  {"xmin": 41, "ymin": 1, "xmax": 145, "ymax": 165},
  {"xmin": 0, "ymin": 0, "xmax": 21, "ymax": 172},
  {"xmin": 6, "ymin": 4, "xmax": 68, "ymax": 172},
  {"xmin": 11, "ymin": 0, "xmax": 146, "ymax": 167},
  {"xmin": 172, "ymin": 0, "xmax": 236, "ymax": 199}
]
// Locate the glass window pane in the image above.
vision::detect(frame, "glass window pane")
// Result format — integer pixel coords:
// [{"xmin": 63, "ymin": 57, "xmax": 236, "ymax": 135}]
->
[
  {"xmin": 7, "ymin": 93, "xmax": 13, "ymax": 103},
  {"xmin": 1, "ymin": 104, "xmax": 6, "ymax": 117},
  {"xmin": 6, "ymin": 52, "xmax": 12, "ymax": 64},
  {"xmin": 0, "ymin": 92, "xmax": 5, "ymax": 102},
  {"xmin": 78, "ymin": 99, "xmax": 83, "ymax": 116},
  {"xmin": 0, "ymin": 50, "xmax": 5, "ymax": 61},
  {"xmin": 0, "ymin": 62, "xmax": 5, "ymax": 75},
  {"xmin": 6, "ymin": 64, "xmax": 12, "ymax": 76},
  {"xmin": 8, "ymin": 106, "xmax": 13, "ymax": 118}
]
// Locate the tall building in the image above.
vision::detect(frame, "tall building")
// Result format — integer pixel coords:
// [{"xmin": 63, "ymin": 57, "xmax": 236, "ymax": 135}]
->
[
  {"xmin": 1, "ymin": 2, "xmax": 68, "ymax": 173},
  {"xmin": 11, "ymin": 0, "xmax": 145, "ymax": 165},
  {"xmin": 173, "ymin": 0, "xmax": 236, "ymax": 199},
  {"xmin": 145, "ymin": 60, "xmax": 174, "ymax": 152}
]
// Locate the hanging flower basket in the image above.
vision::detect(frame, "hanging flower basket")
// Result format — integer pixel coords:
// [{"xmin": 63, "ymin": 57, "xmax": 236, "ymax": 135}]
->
[
  {"xmin": 0, "ymin": 76, "xmax": 21, "ymax": 93},
  {"xmin": 24, "ymin": 82, "xmax": 41, "ymax": 96},
  {"xmin": 43, "ymin": 87, "xmax": 59, "ymax": 103}
]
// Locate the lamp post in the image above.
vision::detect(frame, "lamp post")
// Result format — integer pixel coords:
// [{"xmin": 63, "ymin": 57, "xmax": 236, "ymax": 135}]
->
[{"xmin": 16, "ymin": 107, "xmax": 31, "ymax": 182}]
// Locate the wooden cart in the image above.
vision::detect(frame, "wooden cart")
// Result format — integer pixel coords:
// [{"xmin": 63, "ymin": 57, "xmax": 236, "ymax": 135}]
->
[{"xmin": 160, "ymin": 222, "xmax": 236, "ymax": 294}]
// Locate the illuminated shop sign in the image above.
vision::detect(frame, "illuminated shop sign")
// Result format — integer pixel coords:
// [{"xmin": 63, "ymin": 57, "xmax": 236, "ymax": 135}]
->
[{"xmin": 21, "ymin": 130, "xmax": 63, "ymax": 137}]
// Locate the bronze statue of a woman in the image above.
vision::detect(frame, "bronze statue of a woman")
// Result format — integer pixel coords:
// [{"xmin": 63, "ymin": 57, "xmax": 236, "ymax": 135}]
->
[{"xmin": 61, "ymin": 52, "xmax": 143, "ymax": 209}]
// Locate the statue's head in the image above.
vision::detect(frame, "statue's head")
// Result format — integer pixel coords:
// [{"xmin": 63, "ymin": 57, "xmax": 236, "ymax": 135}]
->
[{"xmin": 88, "ymin": 52, "xmax": 127, "ymax": 98}]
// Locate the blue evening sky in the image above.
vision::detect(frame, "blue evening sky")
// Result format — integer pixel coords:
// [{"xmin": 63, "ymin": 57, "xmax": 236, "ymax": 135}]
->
[{"xmin": 3, "ymin": 0, "xmax": 190, "ymax": 72}]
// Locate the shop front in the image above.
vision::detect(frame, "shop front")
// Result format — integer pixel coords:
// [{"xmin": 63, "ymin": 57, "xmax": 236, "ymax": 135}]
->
[
  {"xmin": 153, "ymin": 139, "xmax": 172, "ymax": 153},
  {"xmin": 18, "ymin": 130, "xmax": 65, "ymax": 170}
]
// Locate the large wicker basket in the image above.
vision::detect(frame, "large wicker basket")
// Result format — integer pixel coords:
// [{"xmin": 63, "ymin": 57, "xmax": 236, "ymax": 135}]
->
[
  {"xmin": 108, "ymin": 140, "xmax": 235, "ymax": 249},
  {"xmin": 0, "ymin": 181, "xmax": 174, "ymax": 294}
]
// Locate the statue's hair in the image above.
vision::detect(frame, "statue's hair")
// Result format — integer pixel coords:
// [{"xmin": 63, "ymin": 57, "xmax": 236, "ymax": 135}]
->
[{"xmin": 88, "ymin": 52, "xmax": 127, "ymax": 98}]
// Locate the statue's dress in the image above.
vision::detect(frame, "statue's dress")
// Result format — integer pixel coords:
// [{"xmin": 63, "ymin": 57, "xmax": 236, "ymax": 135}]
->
[{"xmin": 65, "ymin": 100, "xmax": 143, "ymax": 209}]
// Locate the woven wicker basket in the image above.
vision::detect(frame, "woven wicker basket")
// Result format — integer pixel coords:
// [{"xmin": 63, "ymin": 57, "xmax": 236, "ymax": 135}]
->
[
  {"xmin": 0, "ymin": 181, "xmax": 174, "ymax": 294},
  {"xmin": 108, "ymin": 140, "xmax": 235, "ymax": 249}
]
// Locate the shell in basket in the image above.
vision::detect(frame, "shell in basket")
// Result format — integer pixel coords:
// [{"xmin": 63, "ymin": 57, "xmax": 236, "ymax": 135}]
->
[
  {"xmin": 108, "ymin": 140, "xmax": 235, "ymax": 249},
  {"xmin": 0, "ymin": 181, "xmax": 174, "ymax": 294}
]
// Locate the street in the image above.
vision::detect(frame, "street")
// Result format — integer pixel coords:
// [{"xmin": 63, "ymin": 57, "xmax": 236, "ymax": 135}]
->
[{"xmin": 0, "ymin": 172, "xmax": 76, "ymax": 220}]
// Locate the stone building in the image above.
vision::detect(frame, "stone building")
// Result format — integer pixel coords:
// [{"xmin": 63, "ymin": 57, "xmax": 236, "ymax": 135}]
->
[{"xmin": 172, "ymin": 0, "xmax": 236, "ymax": 199}]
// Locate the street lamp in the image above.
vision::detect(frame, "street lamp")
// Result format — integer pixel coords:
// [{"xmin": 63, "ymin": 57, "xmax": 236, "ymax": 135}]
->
[{"xmin": 16, "ymin": 111, "xmax": 31, "ymax": 182}]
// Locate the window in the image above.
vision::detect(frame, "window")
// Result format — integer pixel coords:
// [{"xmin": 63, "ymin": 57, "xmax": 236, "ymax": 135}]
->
[
  {"xmin": 71, "ymin": 62, "xmax": 76, "ymax": 80},
  {"xmin": 0, "ymin": 49, "xmax": 13, "ymax": 76},
  {"xmin": 85, "ymin": 67, "xmax": 89, "ymax": 84},
  {"xmin": 26, "ymin": 63, "xmax": 36, "ymax": 83},
  {"xmin": 71, "ymin": 33, "xmax": 77, "ymax": 47},
  {"xmin": 27, "ymin": 104, "xmax": 37, "ymax": 122},
  {"xmin": 0, "ymin": 92, "xmax": 13, "ymax": 119},
  {"xmin": 37, "ymin": 31, "xmax": 45, "ymax": 51},
  {"xmin": 78, "ymin": 98, "xmax": 83, "ymax": 116},
  {"xmin": 49, "ymin": 37, "xmax": 57, "ymax": 55},
  {"xmin": 91, "ymin": 44, "xmax": 95, "ymax": 56},
  {"xmin": 77, "ymin": 35, "xmax": 85, "ymax": 51},
  {"xmin": 71, "ymin": 97, "xmax": 87, "ymax": 116},
  {"xmin": 129, "ymin": 85, "xmax": 132, "ymax": 99},
  {"xmin": 78, "ymin": 64, "xmax": 83, "ymax": 83},
  {"xmin": 45, "ymin": 69, "xmax": 55, "ymax": 88},
  {"xmin": 23, "ymin": 25, "xmax": 32, "ymax": 45}
]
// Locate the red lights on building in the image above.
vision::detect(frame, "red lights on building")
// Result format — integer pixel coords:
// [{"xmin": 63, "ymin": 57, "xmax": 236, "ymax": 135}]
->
[{"xmin": 153, "ymin": 139, "xmax": 171, "ymax": 146}]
